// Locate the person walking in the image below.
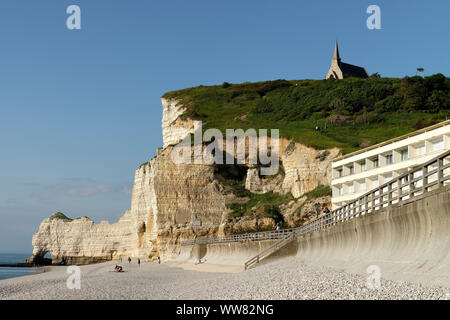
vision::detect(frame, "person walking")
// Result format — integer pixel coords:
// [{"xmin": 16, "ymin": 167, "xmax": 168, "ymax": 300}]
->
[
  {"xmin": 138, "ymin": 258, "xmax": 141, "ymax": 267},
  {"xmin": 128, "ymin": 257, "xmax": 131, "ymax": 264},
  {"xmin": 157, "ymin": 256, "xmax": 161, "ymax": 264},
  {"xmin": 314, "ymin": 202, "xmax": 321, "ymax": 219}
]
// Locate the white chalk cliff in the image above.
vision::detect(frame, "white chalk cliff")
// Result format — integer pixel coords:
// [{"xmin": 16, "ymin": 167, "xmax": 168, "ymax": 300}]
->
[{"xmin": 28, "ymin": 98, "xmax": 340, "ymax": 265}]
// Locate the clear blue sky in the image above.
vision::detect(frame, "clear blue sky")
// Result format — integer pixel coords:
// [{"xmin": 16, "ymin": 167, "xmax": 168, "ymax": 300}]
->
[{"xmin": 1, "ymin": 0, "xmax": 449, "ymax": 254}]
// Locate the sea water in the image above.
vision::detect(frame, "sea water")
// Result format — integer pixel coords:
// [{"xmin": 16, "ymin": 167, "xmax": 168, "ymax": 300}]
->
[{"xmin": 0, "ymin": 253, "xmax": 43, "ymax": 281}]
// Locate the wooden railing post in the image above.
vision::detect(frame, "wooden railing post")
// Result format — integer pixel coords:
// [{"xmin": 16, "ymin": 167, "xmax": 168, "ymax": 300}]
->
[
  {"xmin": 388, "ymin": 182, "xmax": 392, "ymax": 206},
  {"xmin": 364, "ymin": 195, "xmax": 369, "ymax": 213},
  {"xmin": 409, "ymin": 172, "xmax": 415, "ymax": 198},
  {"xmin": 371, "ymin": 192, "xmax": 376, "ymax": 212},
  {"xmin": 438, "ymin": 157, "xmax": 444, "ymax": 187},
  {"xmin": 423, "ymin": 165, "xmax": 428, "ymax": 193}
]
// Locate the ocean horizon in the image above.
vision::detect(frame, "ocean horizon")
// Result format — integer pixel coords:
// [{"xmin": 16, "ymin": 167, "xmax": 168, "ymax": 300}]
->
[{"xmin": 0, "ymin": 253, "xmax": 43, "ymax": 281}]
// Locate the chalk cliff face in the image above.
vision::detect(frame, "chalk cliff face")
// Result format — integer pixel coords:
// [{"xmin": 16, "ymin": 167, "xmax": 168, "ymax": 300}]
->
[
  {"xmin": 29, "ymin": 97, "xmax": 340, "ymax": 265},
  {"xmin": 161, "ymin": 98, "xmax": 198, "ymax": 148}
]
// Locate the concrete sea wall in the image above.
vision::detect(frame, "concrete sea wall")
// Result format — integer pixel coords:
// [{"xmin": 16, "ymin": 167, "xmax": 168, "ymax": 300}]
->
[
  {"xmin": 177, "ymin": 240, "xmax": 297, "ymax": 266},
  {"xmin": 295, "ymin": 185, "xmax": 450, "ymax": 287}
]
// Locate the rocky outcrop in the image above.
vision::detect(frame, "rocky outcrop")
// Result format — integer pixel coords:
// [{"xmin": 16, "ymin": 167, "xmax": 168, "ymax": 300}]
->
[
  {"xmin": 161, "ymin": 98, "xmax": 198, "ymax": 148},
  {"xmin": 281, "ymin": 143, "xmax": 339, "ymax": 198},
  {"xmin": 29, "ymin": 97, "xmax": 342, "ymax": 265},
  {"xmin": 29, "ymin": 214, "xmax": 136, "ymax": 265},
  {"xmin": 244, "ymin": 140, "xmax": 339, "ymax": 198}
]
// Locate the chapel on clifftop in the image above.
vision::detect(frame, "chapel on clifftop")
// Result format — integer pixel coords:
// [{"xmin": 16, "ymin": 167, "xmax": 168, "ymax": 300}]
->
[{"xmin": 326, "ymin": 41, "xmax": 369, "ymax": 79}]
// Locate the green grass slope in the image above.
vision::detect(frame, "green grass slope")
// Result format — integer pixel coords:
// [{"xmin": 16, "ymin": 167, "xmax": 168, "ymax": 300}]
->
[{"xmin": 163, "ymin": 74, "xmax": 450, "ymax": 154}]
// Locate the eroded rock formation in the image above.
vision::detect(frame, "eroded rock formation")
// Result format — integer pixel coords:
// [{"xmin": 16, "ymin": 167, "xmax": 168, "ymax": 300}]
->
[{"xmin": 28, "ymin": 97, "xmax": 340, "ymax": 265}]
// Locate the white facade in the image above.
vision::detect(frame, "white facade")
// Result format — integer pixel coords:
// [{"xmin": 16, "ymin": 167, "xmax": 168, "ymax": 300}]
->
[{"xmin": 331, "ymin": 121, "xmax": 450, "ymax": 209}]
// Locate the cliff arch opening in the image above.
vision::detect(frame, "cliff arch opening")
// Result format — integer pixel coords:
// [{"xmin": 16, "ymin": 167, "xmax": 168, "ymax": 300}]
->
[{"xmin": 33, "ymin": 251, "xmax": 52, "ymax": 265}]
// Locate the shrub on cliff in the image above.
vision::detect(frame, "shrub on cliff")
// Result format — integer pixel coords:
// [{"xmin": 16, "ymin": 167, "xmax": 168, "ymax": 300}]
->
[
  {"xmin": 49, "ymin": 212, "xmax": 73, "ymax": 222},
  {"xmin": 227, "ymin": 192, "xmax": 293, "ymax": 221},
  {"xmin": 303, "ymin": 185, "xmax": 332, "ymax": 200}
]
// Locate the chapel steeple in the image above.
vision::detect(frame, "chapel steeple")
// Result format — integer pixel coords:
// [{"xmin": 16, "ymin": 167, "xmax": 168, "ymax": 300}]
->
[{"xmin": 332, "ymin": 41, "xmax": 341, "ymax": 62}]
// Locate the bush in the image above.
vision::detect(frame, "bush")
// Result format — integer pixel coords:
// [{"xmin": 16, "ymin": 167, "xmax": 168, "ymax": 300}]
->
[
  {"xmin": 411, "ymin": 118, "xmax": 438, "ymax": 130},
  {"xmin": 426, "ymin": 90, "xmax": 449, "ymax": 112},
  {"xmin": 315, "ymin": 150, "xmax": 330, "ymax": 161},
  {"xmin": 424, "ymin": 73, "xmax": 447, "ymax": 91},
  {"xmin": 263, "ymin": 205, "xmax": 284, "ymax": 224},
  {"xmin": 370, "ymin": 72, "xmax": 381, "ymax": 79},
  {"xmin": 355, "ymin": 111, "xmax": 382, "ymax": 125},
  {"xmin": 227, "ymin": 192, "xmax": 293, "ymax": 221},
  {"xmin": 49, "ymin": 212, "xmax": 73, "ymax": 221},
  {"xmin": 304, "ymin": 185, "xmax": 332, "ymax": 200},
  {"xmin": 374, "ymin": 95, "xmax": 403, "ymax": 113}
]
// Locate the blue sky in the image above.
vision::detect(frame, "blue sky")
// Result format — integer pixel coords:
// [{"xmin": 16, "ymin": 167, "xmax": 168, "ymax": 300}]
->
[{"xmin": 0, "ymin": 0, "xmax": 449, "ymax": 254}]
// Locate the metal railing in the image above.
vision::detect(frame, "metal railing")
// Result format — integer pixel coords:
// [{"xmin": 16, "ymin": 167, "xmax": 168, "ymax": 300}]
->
[
  {"xmin": 181, "ymin": 150, "xmax": 450, "ymax": 246},
  {"xmin": 296, "ymin": 150, "xmax": 450, "ymax": 235},
  {"xmin": 181, "ymin": 229, "xmax": 295, "ymax": 246},
  {"xmin": 244, "ymin": 232, "xmax": 296, "ymax": 270}
]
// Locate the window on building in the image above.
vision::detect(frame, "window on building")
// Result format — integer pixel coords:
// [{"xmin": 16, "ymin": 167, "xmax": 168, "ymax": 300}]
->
[
  {"xmin": 386, "ymin": 154, "xmax": 393, "ymax": 165},
  {"xmin": 415, "ymin": 143, "xmax": 425, "ymax": 156},
  {"xmin": 432, "ymin": 137, "xmax": 444, "ymax": 152},
  {"xmin": 337, "ymin": 168, "xmax": 343, "ymax": 178},
  {"xmin": 348, "ymin": 183, "xmax": 354, "ymax": 194},
  {"xmin": 372, "ymin": 157, "xmax": 379, "ymax": 168},
  {"xmin": 339, "ymin": 186, "xmax": 344, "ymax": 196},
  {"xmin": 360, "ymin": 161, "xmax": 366, "ymax": 172},
  {"xmin": 372, "ymin": 178, "xmax": 379, "ymax": 188},
  {"xmin": 360, "ymin": 181, "xmax": 366, "ymax": 192},
  {"xmin": 400, "ymin": 149, "xmax": 408, "ymax": 161},
  {"xmin": 349, "ymin": 166, "xmax": 354, "ymax": 175}
]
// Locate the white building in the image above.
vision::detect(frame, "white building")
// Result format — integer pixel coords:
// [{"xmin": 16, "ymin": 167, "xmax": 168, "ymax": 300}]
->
[{"xmin": 331, "ymin": 120, "xmax": 450, "ymax": 209}]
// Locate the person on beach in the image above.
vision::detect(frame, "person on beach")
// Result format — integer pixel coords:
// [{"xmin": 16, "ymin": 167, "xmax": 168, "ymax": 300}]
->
[
  {"xmin": 138, "ymin": 258, "xmax": 141, "ymax": 267},
  {"xmin": 157, "ymin": 256, "xmax": 161, "ymax": 264},
  {"xmin": 128, "ymin": 257, "xmax": 131, "ymax": 264}
]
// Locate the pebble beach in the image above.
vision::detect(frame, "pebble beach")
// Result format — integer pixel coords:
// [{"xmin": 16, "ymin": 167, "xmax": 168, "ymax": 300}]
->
[{"xmin": 0, "ymin": 257, "xmax": 448, "ymax": 300}]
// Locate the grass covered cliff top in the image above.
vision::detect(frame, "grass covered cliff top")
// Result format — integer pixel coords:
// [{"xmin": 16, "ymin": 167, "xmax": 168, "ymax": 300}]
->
[{"xmin": 163, "ymin": 74, "xmax": 450, "ymax": 154}]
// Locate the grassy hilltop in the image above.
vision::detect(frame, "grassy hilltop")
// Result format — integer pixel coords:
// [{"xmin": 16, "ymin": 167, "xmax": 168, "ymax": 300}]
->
[{"xmin": 164, "ymin": 74, "xmax": 450, "ymax": 154}]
